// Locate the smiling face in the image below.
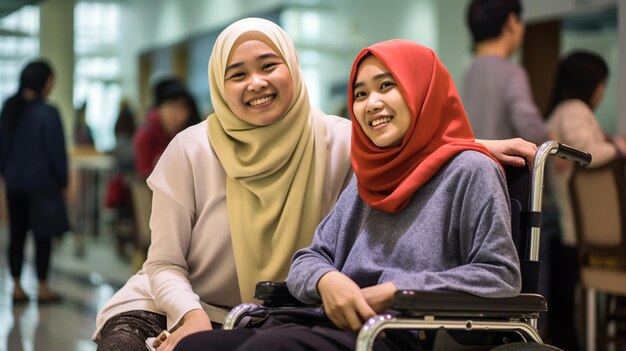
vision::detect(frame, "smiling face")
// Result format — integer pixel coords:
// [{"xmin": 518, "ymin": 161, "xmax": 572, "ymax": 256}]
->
[
  {"xmin": 223, "ymin": 39, "xmax": 294, "ymax": 126},
  {"xmin": 352, "ymin": 55, "xmax": 412, "ymax": 148}
]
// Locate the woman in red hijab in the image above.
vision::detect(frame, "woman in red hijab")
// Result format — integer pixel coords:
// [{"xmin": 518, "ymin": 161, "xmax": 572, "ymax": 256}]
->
[{"xmin": 175, "ymin": 39, "xmax": 521, "ymax": 351}]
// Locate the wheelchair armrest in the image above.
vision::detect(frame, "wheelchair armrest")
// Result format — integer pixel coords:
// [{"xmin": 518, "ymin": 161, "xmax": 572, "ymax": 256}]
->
[
  {"xmin": 255, "ymin": 281, "xmax": 307, "ymax": 307},
  {"xmin": 392, "ymin": 290, "xmax": 547, "ymax": 317},
  {"xmin": 222, "ymin": 282, "xmax": 324, "ymax": 330}
]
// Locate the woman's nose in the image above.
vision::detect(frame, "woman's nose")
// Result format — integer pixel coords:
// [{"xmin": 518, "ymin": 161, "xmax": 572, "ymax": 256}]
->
[
  {"xmin": 247, "ymin": 74, "xmax": 268, "ymax": 92},
  {"xmin": 366, "ymin": 95, "xmax": 383, "ymax": 114}
]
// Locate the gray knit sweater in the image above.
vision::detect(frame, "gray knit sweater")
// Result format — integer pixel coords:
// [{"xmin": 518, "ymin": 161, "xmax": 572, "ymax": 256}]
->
[{"xmin": 286, "ymin": 151, "xmax": 521, "ymax": 304}]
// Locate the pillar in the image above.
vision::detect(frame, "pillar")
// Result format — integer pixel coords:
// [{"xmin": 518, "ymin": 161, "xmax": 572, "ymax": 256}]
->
[{"xmin": 39, "ymin": 0, "xmax": 75, "ymax": 146}]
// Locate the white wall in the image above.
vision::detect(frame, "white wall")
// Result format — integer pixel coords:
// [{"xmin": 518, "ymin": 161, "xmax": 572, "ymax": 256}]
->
[
  {"xmin": 524, "ymin": 0, "xmax": 616, "ymax": 22},
  {"xmin": 435, "ymin": 0, "xmax": 473, "ymax": 91},
  {"xmin": 562, "ymin": 28, "xmax": 619, "ymax": 132}
]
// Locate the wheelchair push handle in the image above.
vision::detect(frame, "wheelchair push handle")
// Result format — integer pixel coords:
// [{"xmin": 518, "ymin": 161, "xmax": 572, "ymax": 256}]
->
[
  {"xmin": 549, "ymin": 142, "xmax": 592, "ymax": 167},
  {"xmin": 534, "ymin": 141, "xmax": 592, "ymax": 169},
  {"xmin": 527, "ymin": 141, "xmax": 591, "ymax": 263}
]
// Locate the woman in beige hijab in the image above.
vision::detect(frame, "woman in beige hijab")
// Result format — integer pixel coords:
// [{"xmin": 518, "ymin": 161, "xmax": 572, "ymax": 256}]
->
[
  {"xmin": 93, "ymin": 17, "xmax": 536, "ymax": 351},
  {"xmin": 94, "ymin": 17, "xmax": 353, "ymax": 351}
]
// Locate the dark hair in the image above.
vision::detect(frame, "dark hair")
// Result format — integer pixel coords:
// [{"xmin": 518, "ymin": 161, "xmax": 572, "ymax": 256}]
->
[
  {"xmin": 547, "ymin": 51, "xmax": 609, "ymax": 114},
  {"xmin": 153, "ymin": 77, "xmax": 201, "ymax": 128},
  {"xmin": 154, "ymin": 77, "xmax": 186, "ymax": 106},
  {"xmin": 467, "ymin": 0, "xmax": 522, "ymax": 45},
  {"xmin": 0, "ymin": 59, "xmax": 54, "ymax": 137},
  {"xmin": 184, "ymin": 91, "xmax": 202, "ymax": 128},
  {"xmin": 114, "ymin": 100, "xmax": 136, "ymax": 136}
]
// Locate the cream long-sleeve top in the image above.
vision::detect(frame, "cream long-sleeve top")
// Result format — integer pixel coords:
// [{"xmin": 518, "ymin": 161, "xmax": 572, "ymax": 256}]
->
[
  {"xmin": 93, "ymin": 116, "xmax": 352, "ymax": 340},
  {"xmin": 548, "ymin": 99, "xmax": 618, "ymax": 246}
]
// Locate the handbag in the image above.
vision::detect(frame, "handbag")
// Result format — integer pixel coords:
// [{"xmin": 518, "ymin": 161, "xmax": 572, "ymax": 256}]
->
[{"xmin": 105, "ymin": 172, "xmax": 129, "ymax": 208}]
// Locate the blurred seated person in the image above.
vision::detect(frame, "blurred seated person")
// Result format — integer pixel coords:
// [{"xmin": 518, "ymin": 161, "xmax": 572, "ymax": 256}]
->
[
  {"xmin": 546, "ymin": 50, "xmax": 626, "ymax": 350},
  {"xmin": 112, "ymin": 99, "xmax": 137, "ymax": 176},
  {"xmin": 548, "ymin": 50, "xmax": 626, "ymax": 250},
  {"xmin": 74, "ymin": 102, "xmax": 95, "ymax": 148},
  {"xmin": 106, "ymin": 99, "xmax": 138, "ymax": 255},
  {"xmin": 134, "ymin": 78, "xmax": 201, "ymax": 178}
]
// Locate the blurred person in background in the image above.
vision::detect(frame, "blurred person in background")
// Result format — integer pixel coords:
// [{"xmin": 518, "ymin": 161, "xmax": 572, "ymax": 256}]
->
[
  {"xmin": 462, "ymin": 0, "xmax": 550, "ymax": 145},
  {"xmin": 134, "ymin": 78, "xmax": 201, "ymax": 178},
  {"xmin": 0, "ymin": 59, "xmax": 69, "ymax": 303},
  {"xmin": 546, "ymin": 50, "xmax": 626, "ymax": 350},
  {"xmin": 105, "ymin": 99, "xmax": 137, "ymax": 257},
  {"xmin": 112, "ymin": 99, "xmax": 137, "ymax": 176},
  {"xmin": 74, "ymin": 101, "xmax": 95, "ymax": 147}
]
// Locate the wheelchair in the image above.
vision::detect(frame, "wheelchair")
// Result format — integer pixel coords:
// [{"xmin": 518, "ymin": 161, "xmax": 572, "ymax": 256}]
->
[{"xmin": 223, "ymin": 141, "xmax": 592, "ymax": 351}]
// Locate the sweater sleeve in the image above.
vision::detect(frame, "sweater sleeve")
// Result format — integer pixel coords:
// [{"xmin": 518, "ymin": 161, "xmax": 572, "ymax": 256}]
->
[
  {"xmin": 286, "ymin": 178, "xmax": 360, "ymax": 304},
  {"xmin": 385, "ymin": 159, "xmax": 522, "ymax": 298},
  {"xmin": 286, "ymin": 211, "xmax": 341, "ymax": 305},
  {"xmin": 143, "ymin": 137, "xmax": 203, "ymax": 326}
]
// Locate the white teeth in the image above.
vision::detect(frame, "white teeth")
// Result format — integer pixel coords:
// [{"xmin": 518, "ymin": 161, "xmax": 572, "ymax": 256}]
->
[
  {"xmin": 249, "ymin": 96, "xmax": 273, "ymax": 106},
  {"xmin": 371, "ymin": 117, "xmax": 392, "ymax": 126}
]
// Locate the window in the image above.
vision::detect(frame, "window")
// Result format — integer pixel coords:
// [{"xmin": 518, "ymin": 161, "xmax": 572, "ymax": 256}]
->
[
  {"xmin": 74, "ymin": 1, "xmax": 122, "ymax": 151},
  {"xmin": 0, "ymin": 6, "xmax": 39, "ymax": 105}
]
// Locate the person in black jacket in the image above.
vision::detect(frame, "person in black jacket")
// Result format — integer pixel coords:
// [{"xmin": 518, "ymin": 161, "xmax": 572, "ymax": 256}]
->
[{"xmin": 0, "ymin": 59, "xmax": 69, "ymax": 303}]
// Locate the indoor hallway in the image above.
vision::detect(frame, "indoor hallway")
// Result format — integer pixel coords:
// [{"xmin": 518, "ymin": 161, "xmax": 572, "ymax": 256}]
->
[{"xmin": 0, "ymin": 227, "xmax": 134, "ymax": 351}]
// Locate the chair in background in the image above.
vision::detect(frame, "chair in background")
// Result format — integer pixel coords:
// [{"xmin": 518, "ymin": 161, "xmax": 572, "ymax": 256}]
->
[{"xmin": 569, "ymin": 157, "xmax": 626, "ymax": 351}]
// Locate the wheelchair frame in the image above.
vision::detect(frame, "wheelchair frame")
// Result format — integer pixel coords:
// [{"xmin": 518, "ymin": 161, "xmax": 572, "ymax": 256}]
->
[{"xmin": 223, "ymin": 141, "xmax": 592, "ymax": 351}]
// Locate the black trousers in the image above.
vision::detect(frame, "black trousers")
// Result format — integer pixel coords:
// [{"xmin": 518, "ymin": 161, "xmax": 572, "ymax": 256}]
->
[
  {"xmin": 7, "ymin": 192, "xmax": 52, "ymax": 281},
  {"xmin": 175, "ymin": 316, "xmax": 419, "ymax": 351}
]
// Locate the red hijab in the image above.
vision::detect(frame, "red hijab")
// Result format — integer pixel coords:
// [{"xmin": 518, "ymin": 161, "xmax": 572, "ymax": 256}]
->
[{"xmin": 348, "ymin": 39, "xmax": 500, "ymax": 213}]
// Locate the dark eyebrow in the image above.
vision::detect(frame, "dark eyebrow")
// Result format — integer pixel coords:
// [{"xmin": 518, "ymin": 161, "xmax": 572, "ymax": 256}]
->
[
  {"xmin": 225, "ymin": 52, "xmax": 282, "ymax": 74},
  {"xmin": 225, "ymin": 62, "xmax": 244, "ymax": 74},
  {"xmin": 353, "ymin": 72, "xmax": 394, "ymax": 90},
  {"xmin": 258, "ymin": 52, "xmax": 280, "ymax": 61}
]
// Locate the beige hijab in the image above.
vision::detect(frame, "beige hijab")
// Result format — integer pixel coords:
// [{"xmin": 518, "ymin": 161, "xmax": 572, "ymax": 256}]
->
[{"xmin": 207, "ymin": 18, "xmax": 328, "ymax": 302}]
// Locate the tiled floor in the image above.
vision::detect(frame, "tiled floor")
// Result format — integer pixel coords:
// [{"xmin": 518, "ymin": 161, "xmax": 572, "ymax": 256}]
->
[{"xmin": 0, "ymin": 225, "xmax": 135, "ymax": 351}]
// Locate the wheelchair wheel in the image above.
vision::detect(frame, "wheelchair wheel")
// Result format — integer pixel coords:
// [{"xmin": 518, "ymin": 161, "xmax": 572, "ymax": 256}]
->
[{"xmin": 489, "ymin": 342, "xmax": 564, "ymax": 350}]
